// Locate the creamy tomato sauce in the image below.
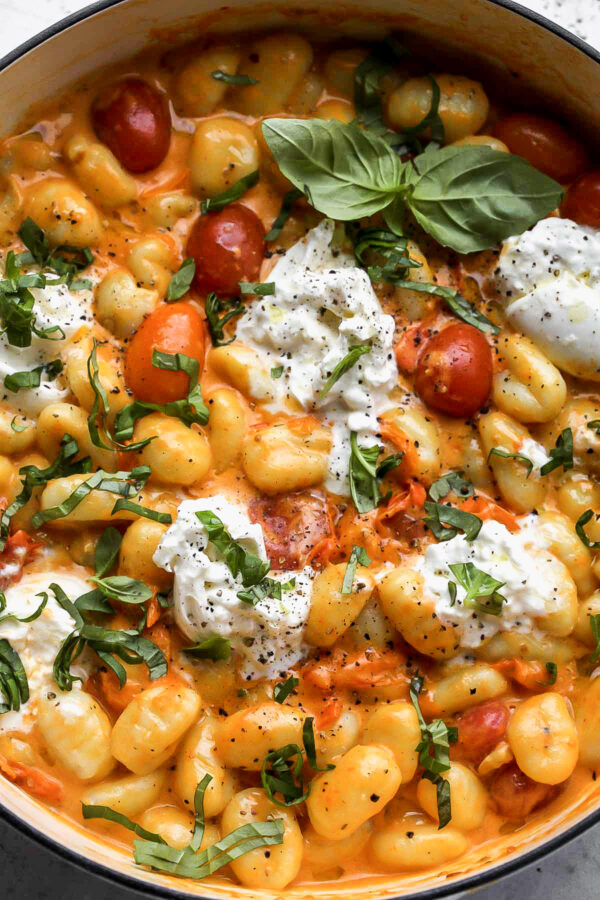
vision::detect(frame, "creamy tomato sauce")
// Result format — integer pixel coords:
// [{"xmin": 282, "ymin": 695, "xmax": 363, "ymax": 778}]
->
[{"xmin": 0, "ymin": 23, "xmax": 600, "ymax": 895}]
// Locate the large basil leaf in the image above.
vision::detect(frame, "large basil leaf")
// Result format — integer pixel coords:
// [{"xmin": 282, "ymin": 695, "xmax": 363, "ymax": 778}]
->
[
  {"xmin": 404, "ymin": 146, "xmax": 564, "ymax": 253},
  {"xmin": 262, "ymin": 118, "xmax": 403, "ymax": 219}
]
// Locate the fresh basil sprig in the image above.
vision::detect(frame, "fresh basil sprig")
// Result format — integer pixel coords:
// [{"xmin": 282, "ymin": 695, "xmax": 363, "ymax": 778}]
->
[
  {"xmin": 273, "ymin": 675, "xmax": 299, "ymax": 703},
  {"xmin": 0, "ymin": 434, "xmax": 92, "ymax": 551},
  {"xmin": 4, "ymin": 359, "xmax": 63, "ymax": 393},
  {"xmin": 201, "ymin": 170, "xmax": 259, "ymax": 215},
  {"xmin": 540, "ymin": 428, "xmax": 573, "ymax": 476},
  {"xmin": 0, "ymin": 639, "xmax": 29, "ymax": 714},
  {"xmin": 319, "ymin": 345, "xmax": 370, "ymax": 400},
  {"xmin": 184, "ymin": 635, "xmax": 232, "ymax": 661},
  {"xmin": 167, "ymin": 258, "xmax": 195, "ymax": 302},
  {"xmin": 447, "ymin": 562, "xmax": 506, "ymax": 616},
  {"xmin": 423, "ymin": 501, "xmax": 482, "ymax": 542},
  {"xmin": 488, "ymin": 447, "xmax": 534, "ymax": 477},
  {"xmin": 410, "ymin": 675, "xmax": 457, "ymax": 829},
  {"xmin": 429, "ymin": 472, "xmax": 474, "ymax": 503},
  {"xmin": 211, "ymin": 70, "xmax": 258, "ymax": 86},
  {"xmin": 262, "ymin": 120, "xmax": 564, "ymax": 254},
  {"xmin": 83, "ymin": 773, "xmax": 285, "ymax": 879},
  {"xmin": 205, "ymin": 292, "xmax": 245, "ymax": 346},
  {"xmin": 341, "ymin": 545, "xmax": 371, "ymax": 594},
  {"xmin": 113, "ymin": 349, "xmax": 209, "ymax": 444},
  {"xmin": 264, "ymin": 188, "xmax": 303, "ymax": 241}
]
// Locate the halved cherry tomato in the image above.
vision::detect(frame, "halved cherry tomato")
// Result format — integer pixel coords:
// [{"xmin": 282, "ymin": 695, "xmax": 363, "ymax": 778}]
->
[
  {"xmin": 561, "ymin": 171, "xmax": 600, "ymax": 227},
  {"xmin": 249, "ymin": 491, "xmax": 334, "ymax": 570},
  {"xmin": 91, "ymin": 77, "xmax": 171, "ymax": 173},
  {"xmin": 455, "ymin": 701, "xmax": 510, "ymax": 764},
  {"xmin": 494, "ymin": 113, "xmax": 587, "ymax": 182},
  {"xmin": 414, "ymin": 322, "xmax": 493, "ymax": 417},
  {"xmin": 187, "ymin": 204, "xmax": 265, "ymax": 297},
  {"xmin": 124, "ymin": 303, "xmax": 206, "ymax": 403}
]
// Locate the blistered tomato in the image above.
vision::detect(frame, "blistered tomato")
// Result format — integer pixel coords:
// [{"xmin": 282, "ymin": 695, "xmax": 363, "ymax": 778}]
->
[
  {"xmin": 494, "ymin": 112, "xmax": 587, "ymax": 182},
  {"xmin": 414, "ymin": 323, "xmax": 493, "ymax": 417},
  {"xmin": 561, "ymin": 171, "xmax": 600, "ymax": 227},
  {"xmin": 92, "ymin": 77, "xmax": 171, "ymax": 173},
  {"xmin": 187, "ymin": 204, "xmax": 265, "ymax": 297}
]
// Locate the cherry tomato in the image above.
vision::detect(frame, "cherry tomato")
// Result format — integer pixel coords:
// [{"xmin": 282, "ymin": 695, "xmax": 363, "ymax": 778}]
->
[
  {"xmin": 249, "ymin": 492, "xmax": 332, "ymax": 570},
  {"xmin": 414, "ymin": 323, "xmax": 493, "ymax": 417},
  {"xmin": 124, "ymin": 303, "xmax": 206, "ymax": 403},
  {"xmin": 490, "ymin": 763, "xmax": 556, "ymax": 820},
  {"xmin": 455, "ymin": 701, "xmax": 510, "ymax": 764},
  {"xmin": 561, "ymin": 171, "xmax": 600, "ymax": 227},
  {"xmin": 91, "ymin": 78, "xmax": 171, "ymax": 173},
  {"xmin": 494, "ymin": 113, "xmax": 587, "ymax": 182},
  {"xmin": 187, "ymin": 205, "xmax": 265, "ymax": 297}
]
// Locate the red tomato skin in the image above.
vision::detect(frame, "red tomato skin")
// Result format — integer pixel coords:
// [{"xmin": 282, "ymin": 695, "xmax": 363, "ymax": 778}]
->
[
  {"xmin": 91, "ymin": 78, "xmax": 171, "ymax": 173},
  {"xmin": 414, "ymin": 323, "xmax": 493, "ymax": 418},
  {"xmin": 124, "ymin": 303, "xmax": 206, "ymax": 404},
  {"xmin": 494, "ymin": 113, "xmax": 587, "ymax": 182},
  {"xmin": 561, "ymin": 171, "xmax": 600, "ymax": 227},
  {"xmin": 187, "ymin": 205, "xmax": 265, "ymax": 297},
  {"xmin": 455, "ymin": 701, "xmax": 510, "ymax": 764},
  {"xmin": 490, "ymin": 763, "xmax": 556, "ymax": 820}
]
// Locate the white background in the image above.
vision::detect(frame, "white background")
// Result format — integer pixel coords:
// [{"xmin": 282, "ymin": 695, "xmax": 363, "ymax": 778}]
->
[{"xmin": 1, "ymin": 1, "xmax": 600, "ymax": 899}]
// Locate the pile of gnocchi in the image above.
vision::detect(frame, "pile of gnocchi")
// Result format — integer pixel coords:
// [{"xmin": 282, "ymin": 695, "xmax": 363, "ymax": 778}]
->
[{"xmin": 1, "ymin": 24, "xmax": 600, "ymax": 894}]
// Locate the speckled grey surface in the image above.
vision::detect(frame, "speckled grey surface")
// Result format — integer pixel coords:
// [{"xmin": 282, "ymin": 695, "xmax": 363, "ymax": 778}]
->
[{"xmin": 2, "ymin": 0, "xmax": 600, "ymax": 897}]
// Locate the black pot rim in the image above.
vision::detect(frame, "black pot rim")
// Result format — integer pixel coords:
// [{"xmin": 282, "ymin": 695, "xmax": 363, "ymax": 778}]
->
[{"xmin": 1, "ymin": 0, "xmax": 599, "ymax": 896}]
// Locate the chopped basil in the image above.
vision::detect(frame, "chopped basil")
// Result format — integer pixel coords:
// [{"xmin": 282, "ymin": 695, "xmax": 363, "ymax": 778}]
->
[
  {"xmin": 31, "ymin": 465, "xmax": 151, "ymax": 529},
  {"xmin": 319, "ymin": 345, "xmax": 370, "ymax": 400},
  {"xmin": 10, "ymin": 416, "xmax": 28, "ymax": 433},
  {"xmin": 18, "ymin": 218, "xmax": 94, "ymax": 287},
  {"xmin": 50, "ymin": 583, "xmax": 167, "ymax": 690},
  {"xmin": 537, "ymin": 661, "xmax": 558, "ymax": 686},
  {"xmin": 0, "ymin": 434, "xmax": 92, "ymax": 551},
  {"xmin": 589, "ymin": 614, "xmax": 600, "ymax": 666},
  {"xmin": 211, "ymin": 70, "xmax": 258, "ymax": 86},
  {"xmin": 262, "ymin": 120, "xmax": 564, "ymax": 254},
  {"xmin": 273, "ymin": 675, "xmax": 299, "ymax": 703},
  {"xmin": 488, "ymin": 447, "xmax": 534, "ymax": 477},
  {"xmin": 352, "ymin": 226, "xmax": 498, "ymax": 333},
  {"xmin": 167, "ymin": 257, "xmax": 195, "ymax": 301},
  {"xmin": 113, "ymin": 349, "xmax": 208, "ymax": 444},
  {"xmin": 540, "ymin": 428, "xmax": 573, "ymax": 476},
  {"xmin": 447, "ymin": 562, "xmax": 506, "ymax": 616},
  {"xmin": 184, "ymin": 636, "xmax": 232, "ymax": 661},
  {"xmin": 576, "ymin": 509, "xmax": 600, "ymax": 549},
  {"xmin": 587, "ymin": 420, "xmax": 600, "ymax": 435},
  {"xmin": 238, "ymin": 281, "xmax": 275, "ymax": 295},
  {"xmin": 89, "ymin": 575, "xmax": 153, "ymax": 606},
  {"xmin": 94, "ymin": 527, "xmax": 122, "ymax": 578},
  {"xmin": 0, "ymin": 590, "xmax": 47, "ymax": 627},
  {"xmin": 261, "ymin": 716, "xmax": 333, "ymax": 808},
  {"xmin": 423, "ymin": 501, "xmax": 482, "ymax": 542},
  {"xmin": 111, "ymin": 499, "xmax": 172, "ymax": 524},
  {"xmin": 349, "ymin": 432, "xmax": 403, "ymax": 514},
  {"xmin": 0, "ymin": 639, "xmax": 29, "ymax": 714},
  {"xmin": 201, "ymin": 170, "xmax": 259, "ymax": 215},
  {"xmin": 83, "ymin": 773, "xmax": 285, "ymax": 879},
  {"xmin": 447, "ymin": 581, "xmax": 457, "ymax": 606},
  {"xmin": 4, "ymin": 359, "xmax": 63, "ymax": 393},
  {"xmin": 429, "ymin": 472, "xmax": 474, "ymax": 503},
  {"xmin": 237, "ymin": 576, "xmax": 295, "ymax": 606},
  {"xmin": 264, "ymin": 188, "xmax": 303, "ymax": 241},
  {"xmin": 271, "ymin": 365, "xmax": 284, "ymax": 379},
  {"xmin": 196, "ymin": 509, "xmax": 270, "ymax": 587},
  {"xmin": 341, "ymin": 545, "xmax": 371, "ymax": 594},
  {"xmin": 409, "ymin": 675, "xmax": 457, "ymax": 829},
  {"xmin": 354, "ymin": 37, "xmax": 408, "ymax": 136},
  {"xmin": 205, "ymin": 292, "xmax": 245, "ymax": 346}
]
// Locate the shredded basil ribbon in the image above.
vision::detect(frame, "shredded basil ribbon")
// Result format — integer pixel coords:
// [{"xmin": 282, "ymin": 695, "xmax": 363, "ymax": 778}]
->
[
  {"xmin": 205, "ymin": 292, "xmax": 245, "ymax": 346},
  {"xmin": 211, "ymin": 70, "xmax": 258, "ymax": 86},
  {"xmin": 184, "ymin": 635, "xmax": 231, "ymax": 661},
  {"xmin": 540, "ymin": 428, "xmax": 573, "ymax": 476},
  {"xmin": 348, "ymin": 431, "xmax": 403, "ymax": 514},
  {"xmin": 261, "ymin": 717, "xmax": 333, "ymax": 808},
  {"xmin": 4, "ymin": 359, "xmax": 63, "ymax": 393},
  {"xmin": 201, "ymin": 170, "xmax": 259, "ymax": 215},
  {"xmin": 319, "ymin": 345, "xmax": 370, "ymax": 400},
  {"xmin": 264, "ymin": 188, "xmax": 303, "ymax": 241},
  {"xmin": 488, "ymin": 447, "xmax": 534, "ymax": 478},
  {"xmin": 428, "ymin": 472, "xmax": 474, "ymax": 503},
  {"xmin": 410, "ymin": 675, "xmax": 457, "ymax": 829},
  {"xmin": 341, "ymin": 545, "xmax": 371, "ymax": 594},
  {"xmin": 0, "ymin": 639, "xmax": 29, "ymax": 714},
  {"xmin": 423, "ymin": 500, "xmax": 482, "ymax": 542},
  {"xmin": 273, "ymin": 675, "xmax": 299, "ymax": 703},
  {"xmin": 167, "ymin": 257, "xmax": 195, "ymax": 301},
  {"xmin": 83, "ymin": 773, "xmax": 285, "ymax": 879}
]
